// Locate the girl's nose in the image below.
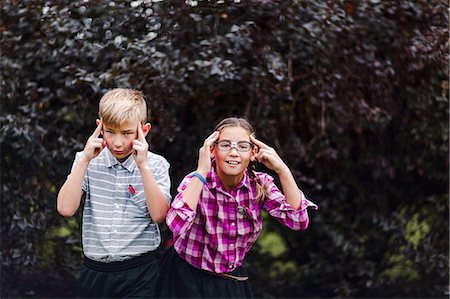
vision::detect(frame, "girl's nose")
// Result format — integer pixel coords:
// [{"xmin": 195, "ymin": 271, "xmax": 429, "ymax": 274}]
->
[{"xmin": 229, "ymin": 147, "xmax": 239, "ymax": 156}]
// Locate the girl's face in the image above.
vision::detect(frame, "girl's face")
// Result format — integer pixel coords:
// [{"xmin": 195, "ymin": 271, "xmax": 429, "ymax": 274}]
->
[{"xmin": 212, "ymin": 126, "xmax": 256, "ymax": 182}]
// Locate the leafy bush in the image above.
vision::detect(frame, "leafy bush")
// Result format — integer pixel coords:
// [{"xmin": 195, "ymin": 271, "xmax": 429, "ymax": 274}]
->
[{"xmin": 1, "ymin": 0, "xmax": 448, "ymax": 297}]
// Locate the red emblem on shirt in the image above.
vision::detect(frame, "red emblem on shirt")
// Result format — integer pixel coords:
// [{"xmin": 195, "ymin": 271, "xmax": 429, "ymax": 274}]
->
[{"xmin": 128, "ymin": 185, "xmax": 137, "ymax": 197}]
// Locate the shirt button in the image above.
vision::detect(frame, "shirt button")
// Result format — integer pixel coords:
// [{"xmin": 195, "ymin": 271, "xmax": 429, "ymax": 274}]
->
[
  {"xmin": 231, "ymin": 222, "xmax": 235, "ymax": 226},
  {"xmin": 115, "ymin": 204, "xmax": 119, "ymax": 208},
  {"xmin": 117, "ymin": 165, "xmax": 123, "ymax": 170},
  {"xmin": 229, "ymin": 265, "xmax": 233, "ymax": 269}
]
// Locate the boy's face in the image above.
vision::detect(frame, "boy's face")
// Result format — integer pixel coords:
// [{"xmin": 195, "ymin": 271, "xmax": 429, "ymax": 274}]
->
[{"xmin": 98, "ymin": 118, "xmax": 150, "ymax": 162}]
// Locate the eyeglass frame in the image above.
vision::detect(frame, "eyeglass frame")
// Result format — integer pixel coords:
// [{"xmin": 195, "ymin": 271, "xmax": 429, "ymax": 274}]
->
[{"xmin": 214, "ymin": 140, "xmax": 254, "ymax": 152}]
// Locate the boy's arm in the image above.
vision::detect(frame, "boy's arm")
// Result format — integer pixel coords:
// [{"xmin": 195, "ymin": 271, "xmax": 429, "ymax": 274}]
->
[
  {"xmin": 133, "ymin": 124, "xmax": 169, "ymax": 223},
  {"xmin": 139, "ymin": 166, "xmax": 169, "ymax": 224},
  {"xmin": 57, "ymin": 120, "xmax": 105, "ymax": 217},
  {"xmin": 57, "ymin": 156, "xmax": 89, "ymax": 217}
]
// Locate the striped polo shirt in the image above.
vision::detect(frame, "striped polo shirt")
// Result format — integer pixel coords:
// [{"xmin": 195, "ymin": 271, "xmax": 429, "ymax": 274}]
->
[{"xmin": 71, "ymin": 147, "xmax": 171, "ymax": 262}]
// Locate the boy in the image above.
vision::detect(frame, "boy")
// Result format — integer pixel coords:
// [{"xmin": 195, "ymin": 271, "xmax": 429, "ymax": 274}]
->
[{"xmin": 57, "ymin": 88, "xmax": 171, "ymax": 298}]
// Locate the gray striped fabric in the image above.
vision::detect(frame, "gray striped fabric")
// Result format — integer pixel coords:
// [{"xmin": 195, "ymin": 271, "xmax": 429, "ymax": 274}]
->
[{"xmin": 71, "ymin": 147, "xmax": 171, "ymax": 262}]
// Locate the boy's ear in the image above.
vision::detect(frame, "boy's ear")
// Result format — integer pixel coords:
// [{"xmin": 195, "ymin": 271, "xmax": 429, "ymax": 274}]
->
[
  {"xmin": 142, "ymin": 123, "xmax": 151, "ymax": 136},
  {"xmin": 96, "ymin": 118, "xmax": 103, "ymax": 135}
]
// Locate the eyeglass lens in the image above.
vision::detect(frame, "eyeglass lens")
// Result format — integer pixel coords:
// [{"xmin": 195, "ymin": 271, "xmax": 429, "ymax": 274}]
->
[{"xmin": 216, "ymin": 141, "xmax": 252, "ymax": 152}]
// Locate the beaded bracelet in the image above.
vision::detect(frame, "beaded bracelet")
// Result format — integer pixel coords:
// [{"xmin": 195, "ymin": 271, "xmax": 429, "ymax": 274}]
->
[{"xmin": 191, "ymin": 172, "xmax": 207, "ymax": 185}]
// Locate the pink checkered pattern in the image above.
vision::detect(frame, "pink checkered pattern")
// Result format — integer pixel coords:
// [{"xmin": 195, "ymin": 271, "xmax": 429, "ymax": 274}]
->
[{"xmin": 166, "ymin": 166, "xmax": 318, "ymax": 273}]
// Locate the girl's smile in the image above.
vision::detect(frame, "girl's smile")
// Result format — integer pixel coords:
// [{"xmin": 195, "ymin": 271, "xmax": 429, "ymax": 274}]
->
[
  {"xmin": 213, "ymin": 126, "xmax": 256, "ymax": 190},
  {"xmin": 225, "ymin": 160, "xmax": 241, "ymax": 165}
]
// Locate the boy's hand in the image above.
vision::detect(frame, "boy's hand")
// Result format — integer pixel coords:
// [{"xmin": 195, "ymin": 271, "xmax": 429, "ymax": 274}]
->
[
  {"xmin": 133, "ymin": 123, "xmax": 149, "ymax": 168},
  {"xmin": 196, "ymin": 131, "xmax": 219, "ymax": 177},
  {"xmin": 250, "ymin": 135, "xmax": 288, "ymax": 174},
  {"xmin": 82, "ymin": 120, "xmax": 106, "ymax": 162}
]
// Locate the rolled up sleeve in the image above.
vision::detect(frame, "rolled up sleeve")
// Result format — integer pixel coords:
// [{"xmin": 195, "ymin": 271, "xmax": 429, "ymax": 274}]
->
[
  {"xmin": 166, "ymin": 176, "xmax": 197, "ymax": 236},
  {"xmin": 260, "ymin": 173, "xmax": 318, "ymax": 231}
]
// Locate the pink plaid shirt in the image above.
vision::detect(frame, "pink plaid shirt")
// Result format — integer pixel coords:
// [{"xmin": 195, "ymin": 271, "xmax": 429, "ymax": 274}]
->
[{"xmin": 166, "ymin": 165, "xmax": 318, "ymax": 273}]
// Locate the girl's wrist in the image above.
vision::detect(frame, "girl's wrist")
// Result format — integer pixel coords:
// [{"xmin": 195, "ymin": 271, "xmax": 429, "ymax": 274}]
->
[
  {"xmin": 192, "ymin": 172, "xmax": 207, "ymax": 185},
  {"xmin": 276, "ymin": 164, "xmax": 291, "ymax": 176},
  {"xmin": 195, "ymin": 168, "xmax": 208, "ymax": 178}
]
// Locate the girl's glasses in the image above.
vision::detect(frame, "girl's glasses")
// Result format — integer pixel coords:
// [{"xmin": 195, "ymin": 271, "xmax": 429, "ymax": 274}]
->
[{"xmin": 214, "ymin": 140, "xmax": 254, "ymax": 152}]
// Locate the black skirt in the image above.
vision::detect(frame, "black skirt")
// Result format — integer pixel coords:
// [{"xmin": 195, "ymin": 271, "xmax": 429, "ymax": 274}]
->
[{"xmin": 155, "ymin": 248, "xmax": 253, "ymax": 298}]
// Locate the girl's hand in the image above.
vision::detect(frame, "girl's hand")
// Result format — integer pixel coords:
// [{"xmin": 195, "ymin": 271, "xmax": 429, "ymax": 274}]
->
[
  {"xmin": 82, "ymin": 119, "xmax": 106, "ymax": 162},
  {"xmin": 196, "ymin": 131, "xmax": 219, "ymax": 176},
  {"xmin": 133, "ymin": 123, "xmax": 149, "ymax": 168},
  {"xmin": 250, "ymin": 135, "xmax": 288, "ymax": 174}
]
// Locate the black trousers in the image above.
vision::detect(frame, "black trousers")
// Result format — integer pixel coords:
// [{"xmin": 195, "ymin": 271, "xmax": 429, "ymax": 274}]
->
[
  {"xmin": 79, "ymin": 251, "xmax": 158, "ymax": 298},
  {"xmin": 155, "ymin": 248, "xmax": 253, "ymax": 298}
]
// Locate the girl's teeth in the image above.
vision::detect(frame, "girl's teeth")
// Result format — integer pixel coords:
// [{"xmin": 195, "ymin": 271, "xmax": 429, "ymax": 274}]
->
[{"xmin": 227, "ymin": 161, "xmax": 239, "ymax": 165}]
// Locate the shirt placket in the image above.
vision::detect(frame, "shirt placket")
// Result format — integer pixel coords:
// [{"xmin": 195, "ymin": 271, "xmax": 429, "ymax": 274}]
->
[
  {"xmin": 234, "ymin": 189, "xmax": 247, "ymax": 267},
  {"xmin": 110, "ymin": 164, "xmax": 125, "ymax": 255},
  {"xmin": 224, "ymin": 189, "xmax": 240, "ymax": 271}
]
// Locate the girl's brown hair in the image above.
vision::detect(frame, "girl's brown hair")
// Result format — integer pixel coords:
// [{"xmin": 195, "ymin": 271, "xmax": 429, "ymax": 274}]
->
[{"xmin": 214, "ymin": 117, "xmax": 267, "ymax": 203}]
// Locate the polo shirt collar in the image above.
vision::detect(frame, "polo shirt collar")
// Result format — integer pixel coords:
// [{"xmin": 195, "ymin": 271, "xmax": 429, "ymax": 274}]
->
[{"xmin": 103, "ymin": 148, "xmax": 136, "ymax": 172}]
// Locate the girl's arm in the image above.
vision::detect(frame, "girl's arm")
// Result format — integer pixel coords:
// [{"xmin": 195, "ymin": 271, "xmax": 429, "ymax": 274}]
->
[
  {"xmin": 260, "ymin": 174, "xmax": 317, "ymax": 230},
  {"xmin": 274, "ymin": 165, "xmax": 302, "ymax": 209},
  {"xmin": 165, "ymin": 175, "xmax": 202, "ymax": 236},
  {"xmin": 250, "ymin": 135, "xmax": 317, "ymax": 230},
  {"xmin": 166, "ymin": 131, "xmax": 219, "ymax": 235},
  {"xmin": 183, "ymin": 131, "xmax": 219, "ymax": 210},
  {"xmin": 250, "ymin": 135, "xmax": 301, "ymax": 208}
]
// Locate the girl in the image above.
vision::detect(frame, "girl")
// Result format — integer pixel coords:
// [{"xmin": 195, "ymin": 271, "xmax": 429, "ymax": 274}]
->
[{"xmin": 156, "ymin": 117, "xmax": 317, "ymax": 298}]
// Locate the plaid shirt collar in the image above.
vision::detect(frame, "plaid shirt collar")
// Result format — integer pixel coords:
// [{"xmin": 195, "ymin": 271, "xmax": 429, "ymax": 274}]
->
[
  {"xmin": 103, "ymin": 148, "xmax": 136, "ymax": 173},
  {"xmin": 207, "ymin": 160, "xmax": 251, "ymax": 192}
]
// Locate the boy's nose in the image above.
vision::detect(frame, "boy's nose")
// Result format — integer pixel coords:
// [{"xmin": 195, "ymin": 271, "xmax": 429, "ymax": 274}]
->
[{"xmin": 113, "ymin": 136, "xmax": 124, "ymax": 147}]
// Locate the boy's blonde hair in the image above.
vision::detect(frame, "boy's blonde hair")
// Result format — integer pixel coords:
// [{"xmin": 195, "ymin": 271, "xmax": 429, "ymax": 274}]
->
[
  {"xmin": 214, "ymin": 117, "xmax": 267, "ymax": 203},
  {"xmin": 99, "ymin": 88, "xmax": 148, "ymax": 127}
]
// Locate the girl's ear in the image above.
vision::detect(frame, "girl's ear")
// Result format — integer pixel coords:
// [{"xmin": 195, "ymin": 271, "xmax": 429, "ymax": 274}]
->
[
  {"xmin": 210, "ymin": 144, "xmax": 215, "ymax": 159},
  {"xmin": 250, "ymin": 145, "xmax": 258, "ymax": 162},
  {"xmin": 142, "ymin": 123, "xmax": 151, "ymax": 136}
]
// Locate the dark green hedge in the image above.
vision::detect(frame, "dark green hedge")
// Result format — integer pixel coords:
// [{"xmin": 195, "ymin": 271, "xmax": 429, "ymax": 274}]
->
[{"xmin": 1, "ymin": 0, "xmax": 448, "ymax": 297}]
